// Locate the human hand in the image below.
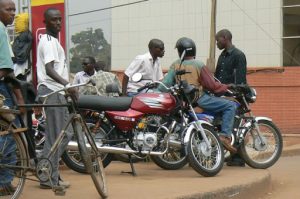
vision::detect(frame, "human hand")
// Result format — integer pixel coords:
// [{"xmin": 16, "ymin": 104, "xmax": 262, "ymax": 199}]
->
[
  {"xmin": 67, "ymin": 87, "xmax": 79, "ymax": 102},
  {"xmin": 227, "ymin": 83, "xmax": 236, "ymax": 89}
]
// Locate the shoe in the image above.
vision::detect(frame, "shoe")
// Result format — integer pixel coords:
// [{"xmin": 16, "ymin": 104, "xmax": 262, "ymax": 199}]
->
[
  {"xmin": 219, "ymin": 135, "xmax": 237, "ymax": 153},
  {"xmin": 59, "ymin": 180, "xmax": 70, "ymax": 189},
  {"xmin": 227, "ymin": 160, "xmax": 246, "ymax": 167},
  {"xmin": 40, "ymin": 184, "xmax": 52, "ymax": 189}
]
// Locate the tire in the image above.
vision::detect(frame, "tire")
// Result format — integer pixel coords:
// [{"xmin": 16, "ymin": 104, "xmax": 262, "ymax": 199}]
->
[
  {"xmin": 80, "ymin": 121, "xmax": 108, "ymax": 198},
  {"xmin": 187, "ymin": 124, "xmax": 224, "ymax": 177},
  {"xmin": 151, "ymin": 148, "xmax": 188, "ymax": 170},
  {"xmin": 0, "ymin": 121, "xmax": 28, "ymax": 199},
  {"xmin": 62, "ymin": 124, "xmax": 113, "ymax": 174},
  {"xmin": 239, "ymin": 120, "xmax": 283, "ymax": 169}
]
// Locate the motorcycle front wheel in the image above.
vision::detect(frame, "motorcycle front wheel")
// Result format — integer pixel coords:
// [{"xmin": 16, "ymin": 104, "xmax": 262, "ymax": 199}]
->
[
  {"xmin": 239, "ymin": 119, "xmax": 283, "ymax": 169},
  {"xmin": 187, "ymin": 124, "xmax": 224, "ymax": 177}
]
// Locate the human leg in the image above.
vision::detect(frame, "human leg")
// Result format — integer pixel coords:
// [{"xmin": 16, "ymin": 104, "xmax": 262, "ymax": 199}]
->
[
  {"xmin": 38, "ymin": 86, "xmax": 73, "ymax": 187},
  {"xmin": 197, "ymin": 93, "xmax": 236, "ymax": 136},
  {"xmin": 197, "ymin": 93, "xmax": 237, "ymax": 153},
  {"xmin": 0, "ymin": 82, "xmax": 17, "ymax": 190}
]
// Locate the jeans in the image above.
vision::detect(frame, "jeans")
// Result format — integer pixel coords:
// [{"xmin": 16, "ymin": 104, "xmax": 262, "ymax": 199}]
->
[
  {"xmin": 127, "ymin": 92, "xmax": 138, "ymax": 97},
  {"xmin": 0, "ymin": 82, "xmax": 16, "ymax": 186},
  {"xmin": 197, "ymin": 93, "xmax": 237, "ymax": 137}
]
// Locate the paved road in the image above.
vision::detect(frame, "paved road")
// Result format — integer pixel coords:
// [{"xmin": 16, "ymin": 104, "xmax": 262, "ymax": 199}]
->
[
  {"xmin": 18, "ymin": 135, "xmax": 300, "ymax": 199},
  {"xmin": 258, "ymin": 155, "xmax": 300, "ymax": 199},
  {"xmin": 19, "ymin": 161, "xmax": 269, "ymax": 199}
]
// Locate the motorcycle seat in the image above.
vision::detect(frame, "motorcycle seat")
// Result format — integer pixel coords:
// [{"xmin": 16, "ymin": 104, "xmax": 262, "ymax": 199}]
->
[{"xmin": 77, "ymin": 95, "xmax": 133, "ymax": 111}]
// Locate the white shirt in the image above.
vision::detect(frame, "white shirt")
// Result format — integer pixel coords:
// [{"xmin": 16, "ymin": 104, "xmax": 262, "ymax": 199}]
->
[
  {"xmin": 37, "ymin": 34, "xmax": 69, "ymax": 91},
  {"xmin": 125, "ymin": 52, "xmax": 163, "ymax": 92},
  {"xmin": 72, "ymin": 70, "xmax": 96, "ymax": 85}
]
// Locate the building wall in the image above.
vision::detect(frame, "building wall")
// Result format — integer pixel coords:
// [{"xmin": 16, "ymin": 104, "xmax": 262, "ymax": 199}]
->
[
  {"xmin": 247, "ymin": 67, "xmax": 300, "ymax": 134},
  {"xmin": 111, "ymin": 0, "xmax": 282, "ymax": 70}
]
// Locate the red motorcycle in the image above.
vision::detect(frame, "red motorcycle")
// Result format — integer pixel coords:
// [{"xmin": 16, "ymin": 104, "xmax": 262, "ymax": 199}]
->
[{"xmin": 67, "ymin": 71, "xmax": 224, "ymax": 177}]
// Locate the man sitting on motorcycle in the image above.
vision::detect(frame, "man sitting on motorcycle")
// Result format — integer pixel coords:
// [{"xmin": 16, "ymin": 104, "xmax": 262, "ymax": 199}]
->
[{"xmin": 161, "ymin": 37, "xmax": 237, "ymax": 153}]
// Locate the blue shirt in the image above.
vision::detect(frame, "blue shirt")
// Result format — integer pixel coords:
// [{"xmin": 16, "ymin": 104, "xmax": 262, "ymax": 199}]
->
[{"xmin": 0, "ymin": 21, "xmax": 13, "ymax": 70}]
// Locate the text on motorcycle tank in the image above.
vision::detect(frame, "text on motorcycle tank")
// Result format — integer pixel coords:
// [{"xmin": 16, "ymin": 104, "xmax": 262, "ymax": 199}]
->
[{"xmin": 113, "ymin": 116, "xmax": 135, "ymax": 122}]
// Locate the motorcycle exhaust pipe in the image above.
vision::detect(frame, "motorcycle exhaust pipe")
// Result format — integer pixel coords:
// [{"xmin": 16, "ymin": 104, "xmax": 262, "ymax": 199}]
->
[
  {"xmin": 168, "ymin": 140, "xmax": 182, "ymax": 149},
  {"xmin": 67, "ymin": 141, "xmax": 166, "ymax": 155}
]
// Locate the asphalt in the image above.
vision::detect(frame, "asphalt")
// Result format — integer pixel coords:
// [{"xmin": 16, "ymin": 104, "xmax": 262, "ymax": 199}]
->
[{"xmin": 19, "ymin": 135, "xmax": 300, "ymax": 199}]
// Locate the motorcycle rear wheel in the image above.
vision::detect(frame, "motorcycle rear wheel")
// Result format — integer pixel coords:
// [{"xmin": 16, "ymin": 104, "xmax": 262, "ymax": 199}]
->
[
  {"xmin": 187, "ymin": 124, "xmax": 224, "ymax": 177},
  {"xmin": 62, "ymin": 124, "xmax": 113, "ymax": 174},
  {"xmin": 239, "ymin": 120, "xmax": 282, "ymax": 169},
  {"xmin": 151, "ymin": 148, "xmax": 187, "ymax": 170}
]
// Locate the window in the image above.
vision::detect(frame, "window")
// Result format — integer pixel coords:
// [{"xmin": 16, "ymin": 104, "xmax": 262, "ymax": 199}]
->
[{"xmin": 282, "ymin": 0, "xmax": 300, "ymax": 66}]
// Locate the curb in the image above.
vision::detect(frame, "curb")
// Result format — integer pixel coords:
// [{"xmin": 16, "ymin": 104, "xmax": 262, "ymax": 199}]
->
[
  {"xmin": 282, "ymin": 144, "xmax": 300, "ymax": 157},
  {"xmin": 175, "ymin": 172, "xmax": 271, "ymax": 199},
  {"xmin": 174, "ymin": 144, "xmax": 300, "ymax": 199}
]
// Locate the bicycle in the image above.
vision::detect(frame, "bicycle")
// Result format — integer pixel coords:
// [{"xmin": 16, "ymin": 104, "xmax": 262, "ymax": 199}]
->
[{"xmin": 0, "ymin": 81, "xmax": 107, "ymax": 199}]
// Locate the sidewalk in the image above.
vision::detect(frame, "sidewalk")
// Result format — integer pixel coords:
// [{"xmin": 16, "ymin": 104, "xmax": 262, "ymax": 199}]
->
[{"xmin": 19, "ymin": 134, "xmax": 300, "ymax": 199}]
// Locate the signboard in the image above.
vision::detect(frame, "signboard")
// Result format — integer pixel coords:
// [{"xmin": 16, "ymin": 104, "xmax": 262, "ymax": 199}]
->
[{"xmin": 30, "ymin": 0, "xmax": 66, "ymax": 88}]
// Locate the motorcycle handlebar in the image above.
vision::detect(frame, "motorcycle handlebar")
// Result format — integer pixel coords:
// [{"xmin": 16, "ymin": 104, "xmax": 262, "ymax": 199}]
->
[{"xmin": 137, "ymin": 81, "xmax": 171, "ymax": 93}]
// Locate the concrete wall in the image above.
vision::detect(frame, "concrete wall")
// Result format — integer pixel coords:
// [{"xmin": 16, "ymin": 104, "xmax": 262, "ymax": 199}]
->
[{"xmin": 111, "ymin": 0, "xmax": 282, "ymax": 70}]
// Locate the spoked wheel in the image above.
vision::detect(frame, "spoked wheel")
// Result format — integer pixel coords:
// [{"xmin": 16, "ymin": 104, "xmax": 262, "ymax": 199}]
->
[
  {"xmin": 151, "ymin": 132, "xmax": 187, "ymax": 170},
  {"xmin": 62, "ymin": 123, "xmax": 113, "ymax": 174},
  {"xmin": 0, "ymin": 121, "xmax": 28, "ymax": 199},
  {"xmin": 187, "ymin": 124, "xmax": 224, "ymax": 177},
  {"xmin": 151, "ymin": 149, "xmax": 187, "ymax": 170},
  {"xmin": 239, "ymin": 120, "xmax": 283, "ymax": 169},
  {"xmin": 74, "ymin": 120, "xmax": 108, "ymax": 198}
]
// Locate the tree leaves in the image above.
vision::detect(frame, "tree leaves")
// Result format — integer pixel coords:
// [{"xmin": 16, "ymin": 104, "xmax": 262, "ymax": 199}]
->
[{"xmin": 69, "ymin": 28, "xmax": 111, "ymax": 73}]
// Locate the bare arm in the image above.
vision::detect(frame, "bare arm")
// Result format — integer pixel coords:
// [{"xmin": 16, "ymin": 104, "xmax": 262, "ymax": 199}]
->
[
  {"xmin": 122, "ymin": 75, "xmax": 129, "ymax": 96},
  {"xmin": 45, "ymin": 61, "xmax": 69, "ymax": 86},
  {"xmin": 0, "ymin": 69, "xmax": 26, "ymax": 114},
  {"xmin": 45, "ymin": 61, "xmax": 78, "ymax": 100}
]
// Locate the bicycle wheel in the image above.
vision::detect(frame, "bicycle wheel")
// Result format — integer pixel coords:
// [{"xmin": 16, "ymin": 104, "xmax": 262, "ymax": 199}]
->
[
  {"xmin": 0, "ymin": 121, "xmax": 28, "ymax": 199},
  {"xmin": 62, "ymin": 123, "xmax": 113, "ymax": 174},
  {"xmin": 73, "ymin": 120, "xmax": 107, "ymax": 198},
  {"xmin": 239, "ymin": 120, "xmax": 283, "ymax": 169}
]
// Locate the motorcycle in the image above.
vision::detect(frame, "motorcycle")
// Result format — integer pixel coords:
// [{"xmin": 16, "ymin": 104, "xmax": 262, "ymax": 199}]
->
[
  {"xmin": 66, "ymin": 70, "xmax": 225, "ymax": 177},
  {"xmin": 197, "ymin": 84, "xmax": 283, "ymax": 169}
]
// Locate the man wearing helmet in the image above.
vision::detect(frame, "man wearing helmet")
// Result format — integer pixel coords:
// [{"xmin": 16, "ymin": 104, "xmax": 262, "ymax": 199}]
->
[
  {"xmin": 122, "ymin": 39, "xmax": 165, "ymax": 96},
  {"xmin": 162, "ymin": 37, "xmax": 237, "ymax": 153}
]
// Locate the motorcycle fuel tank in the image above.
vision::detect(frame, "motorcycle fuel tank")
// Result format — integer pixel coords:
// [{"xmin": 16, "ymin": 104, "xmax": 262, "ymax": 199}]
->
[
  {"xmin": 106, "ymin": 109, "xmax": 144, "ymax": 132},
  {"xmin": 130, "ymin": 93, "xmax": 176, "ymax": 114}
]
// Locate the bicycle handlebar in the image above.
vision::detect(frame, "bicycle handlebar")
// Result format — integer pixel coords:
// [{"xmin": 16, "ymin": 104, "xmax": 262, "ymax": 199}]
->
[{"xmin": 39, "ymin": 81, "xmax": 91, "ymax": 99}]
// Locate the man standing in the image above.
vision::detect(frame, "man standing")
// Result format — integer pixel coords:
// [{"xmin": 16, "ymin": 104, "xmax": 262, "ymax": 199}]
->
[
  {"xmin": 215, "ymin": 29, "xmax": 247, "ymax": 85},
  {"xmin": 122, "ymin": 39, "xmax": 165, "ymax": 96},
  {"xmin": 215, "ymin": 29, "xmax": 247, "ymax": 167},
  {"xmin": 0, "ymin": 0, "xmax": 25, "ymax": 195},
  {"xmin": 36, "ymin": 8, "xmax": 77, "ymax": 189}
]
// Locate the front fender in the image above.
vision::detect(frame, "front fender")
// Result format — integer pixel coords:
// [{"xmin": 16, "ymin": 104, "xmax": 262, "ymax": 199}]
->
[
  {"xmin": 255, "ymin": 116, "xmax": 272, "ymax": 122},
  {"xmin": 183, "ymin": 120, "xmax": 212, "ymax": 144}
]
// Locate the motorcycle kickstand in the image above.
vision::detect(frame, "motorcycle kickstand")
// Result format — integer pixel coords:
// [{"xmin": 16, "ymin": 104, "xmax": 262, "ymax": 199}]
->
[{"xmin": 121, "ymin": 154, "xmax": 137, "ymax": 176}]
